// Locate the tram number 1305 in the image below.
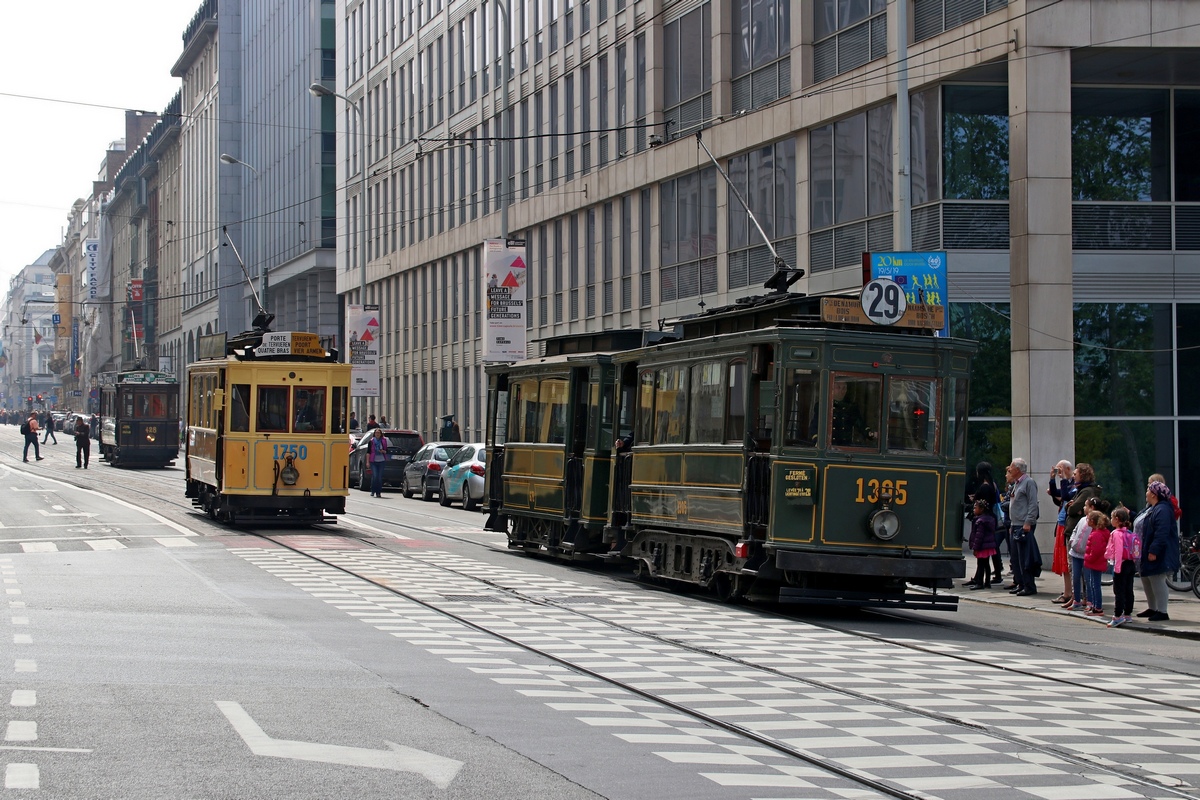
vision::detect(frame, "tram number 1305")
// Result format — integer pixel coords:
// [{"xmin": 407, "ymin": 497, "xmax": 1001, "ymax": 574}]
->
[
  {"xmin": 855, "ymin": 478, "xmax": 908, "ymax": 505},
  {"xmin": 271, "ymin": 443, "xmax": 309, "ymax": 460}
]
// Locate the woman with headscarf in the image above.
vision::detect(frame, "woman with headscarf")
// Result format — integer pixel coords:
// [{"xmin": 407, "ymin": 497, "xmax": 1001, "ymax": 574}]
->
[{"xmin": 1137, "ymin": 479, "xmax": 1181, "ymax": 622}]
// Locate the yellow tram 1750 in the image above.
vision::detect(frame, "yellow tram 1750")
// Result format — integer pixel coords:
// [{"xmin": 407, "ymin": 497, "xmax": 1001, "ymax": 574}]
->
[{"xmin": 185, "ymin": 328, "xmax": 352, "ymax": 525}]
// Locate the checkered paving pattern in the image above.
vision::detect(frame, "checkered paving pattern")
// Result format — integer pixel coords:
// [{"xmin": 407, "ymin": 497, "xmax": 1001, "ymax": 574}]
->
[
  {"xmin": 0, "ymin": 536, "xmax": 200, "ymax": 554},
  {"xmin": 232, "ymin": 544, "xmax": 1196, "ymax": 799}
]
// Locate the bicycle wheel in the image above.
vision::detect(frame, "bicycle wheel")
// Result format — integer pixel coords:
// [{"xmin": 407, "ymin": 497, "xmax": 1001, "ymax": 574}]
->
[{"xmin": 1166, "ymin": 554, "xmax": 1197, "ymax": 591}]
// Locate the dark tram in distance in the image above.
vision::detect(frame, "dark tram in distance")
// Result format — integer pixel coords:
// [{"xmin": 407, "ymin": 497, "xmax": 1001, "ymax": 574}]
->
[
  {"xmin": 98, "ymin": 370, "xmax": 181, "ymax": 467},
  {"xmin": 184, "ymin": 325, "xmax": 351, "ymax": 525},
  {"xmin": 484, "ymin": 291, "xmax": 976, "ymax": 610}
]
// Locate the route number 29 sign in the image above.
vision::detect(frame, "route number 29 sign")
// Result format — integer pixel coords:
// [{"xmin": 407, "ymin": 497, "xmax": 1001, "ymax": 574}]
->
[{"xmin": 860, "ymin": 278, "xmax": 907, "ymax": 326}]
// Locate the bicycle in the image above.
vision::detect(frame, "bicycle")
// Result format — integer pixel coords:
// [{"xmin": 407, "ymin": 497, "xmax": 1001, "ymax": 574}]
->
[{"xmin": 1166, "ymin": 532, "xmax": 1200, "ymax": 591}]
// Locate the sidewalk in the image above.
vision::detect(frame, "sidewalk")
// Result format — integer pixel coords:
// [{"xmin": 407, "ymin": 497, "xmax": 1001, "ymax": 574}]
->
[{"xmin": 948, "ymin": 573, "xmax": 1200, "ymax": 640}]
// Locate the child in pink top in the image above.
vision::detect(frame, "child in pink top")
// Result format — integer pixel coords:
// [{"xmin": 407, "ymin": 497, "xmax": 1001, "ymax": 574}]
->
[
  {"xmin": 1104, "ymin": 507, "xmax": 1139, "ymax": 627},
  {"xmin": 1082, "ymin": 510, "xmax": 1111, "ymax": 615}
]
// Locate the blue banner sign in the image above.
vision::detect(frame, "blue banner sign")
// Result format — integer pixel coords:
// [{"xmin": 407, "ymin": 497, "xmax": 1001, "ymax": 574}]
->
[{"xmin": 865, "ymin": 251, "xmax": 948, "ymax": 335}]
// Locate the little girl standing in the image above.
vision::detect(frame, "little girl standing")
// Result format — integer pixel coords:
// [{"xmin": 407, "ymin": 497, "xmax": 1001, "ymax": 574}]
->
[
  {"xmin": 1066, "ymin": 500, "xmax": 1094, "ymax": 611},
  {"xmin": 966, "ymin": 499, "xmax": 998, "ymax": 589},
  {"xmin": 1105, "ymin": 507, "xmax": 1140, "ymax": 627},
  {"xmin": 1082, "ymin": 510, "xmax": 1112, "ymax": 616}
]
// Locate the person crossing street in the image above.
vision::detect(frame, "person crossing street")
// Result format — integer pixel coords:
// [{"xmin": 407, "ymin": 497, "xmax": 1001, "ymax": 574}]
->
[{"xmin": 74, "ymin": 416, "xmax": 91, "ymax": 469}]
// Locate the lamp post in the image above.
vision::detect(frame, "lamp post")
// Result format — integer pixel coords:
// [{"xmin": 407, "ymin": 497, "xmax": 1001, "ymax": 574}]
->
[
  {"xmin": 496, "ymin": 0, "xmax": 511, "ymax": 238},
  {"xmin": 309, "ymin": 82, "xmax": 367, "ymax": 308},
  {"xmin": 219, "ymin": 153, "xmax": 266, "ymax": 311}
]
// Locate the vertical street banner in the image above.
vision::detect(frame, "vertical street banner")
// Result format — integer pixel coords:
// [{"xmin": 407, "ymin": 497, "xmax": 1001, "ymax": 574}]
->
[
  {"xmin": 83, "ymin": 238, "xmax": 101, "ymax": 301},
  {"xmin": 483, "ymin": 237, "xmax": 527, "ymax": 362},
  {"xmin": 347, "ymin": 303, "xmax": 381, "ymax": 397}
]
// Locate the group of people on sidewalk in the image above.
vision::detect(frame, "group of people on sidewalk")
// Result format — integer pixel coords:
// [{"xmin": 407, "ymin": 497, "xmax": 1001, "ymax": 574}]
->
[{"xmin": 965, "ymin": 458, "xmax": 1182, "ymax": 626}]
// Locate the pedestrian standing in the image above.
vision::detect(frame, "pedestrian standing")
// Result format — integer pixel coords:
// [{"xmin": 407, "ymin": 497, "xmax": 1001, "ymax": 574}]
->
[
  {"xmin": 41, "ymin": 411, "xmax": 57, "ymax": 445},
  {"xmin": 1105, "ymin": 507, "xmax": 1139, "ymax": 627},
  {"xmin": 1048, "ymin": 460, "xmax": 1076, "ymax": 605},
  {"xmin": 1137, "ymin": 480, "xmax": 1181, "ymax": 622},
  {"xmin": 22, "ymin": 413, "xmax": 42, "ymax": 462},
  {"xmin": 368, "ymin": 428, "xmax": 387, "ymax": 497},
  {"xmin": 349, "ymin": 411, "xmax": 360, "ymax": 432},
  {"xmin": 74, "ymin": 416, "xmax": 91, "ymax": 469},
  {"xmin": 1006, "ymin": 458, "xmax": 1041, "ymax": 596},
  {"xmin": 1082, "ymin": 510, "xmax": 1111, "ymax": 616},
  {"xmin": 365, "ymin": 414, "xmax": 380, "ymax": 431},
  {"xmin": 964, "ymin": 500, "xmax": 998, "ymax": 589}
]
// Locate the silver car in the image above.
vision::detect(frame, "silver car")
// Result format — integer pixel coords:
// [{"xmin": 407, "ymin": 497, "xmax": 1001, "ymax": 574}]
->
[
  {"xmin": 402, "ymin": 442, "xmax": 464, "ymax": 501},
  {"xmin": 438, "ymin": 443, "xmax": 486, "ymax": 510}
]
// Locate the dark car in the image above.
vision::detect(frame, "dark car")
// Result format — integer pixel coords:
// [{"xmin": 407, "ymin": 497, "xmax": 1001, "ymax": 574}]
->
[
  {"xmin": 402, "ymin": 441, "xmax": 464, "ymax": 501},
  {"xmin": 348, "ymin": 430, "xmax": 425, "ymax": 492}
]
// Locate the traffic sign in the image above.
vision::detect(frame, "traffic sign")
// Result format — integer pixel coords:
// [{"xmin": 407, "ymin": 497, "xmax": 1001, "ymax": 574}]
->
[
  {"xmin": 51, "ymin": 313, "xmax": 61, "ymax": 325},
  {"xmin": 860, "ymin": 279, "xmax": 907, "ymax": 326}
]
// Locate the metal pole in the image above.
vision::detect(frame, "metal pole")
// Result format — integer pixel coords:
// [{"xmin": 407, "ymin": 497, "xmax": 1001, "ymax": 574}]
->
[
  {"xmin": 895, "ymin": 0, "xmax": 912, "ymax": 249},
  {"xmin": 497, "ymin": 0, "xmax": 510, "ymax": 238}
]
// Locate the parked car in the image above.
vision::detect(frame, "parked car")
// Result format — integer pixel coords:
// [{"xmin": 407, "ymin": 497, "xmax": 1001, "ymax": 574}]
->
[
  {"xmin": 438, "ymin": 442, "xmax": 486, "ymax": 510},
  {"xmin": 348, "ymin": 430, "xmax": 425, "ymax": 492},
  {"xmin": 402, "ymin": 442, "xmax": 464, "ymax": 501}
]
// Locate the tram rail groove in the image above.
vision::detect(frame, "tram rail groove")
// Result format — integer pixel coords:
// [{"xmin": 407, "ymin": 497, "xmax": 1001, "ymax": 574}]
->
[{"xmin": 257, "ymin": 532, "xmax": 1200, "ymax": 800}]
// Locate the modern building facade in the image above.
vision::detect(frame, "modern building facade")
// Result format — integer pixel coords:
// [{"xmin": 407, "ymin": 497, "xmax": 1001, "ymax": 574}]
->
[
  {"xmin": 1, "ymin": 253, "xmax": 58, "ymax": 410},
  {"xmin": 327, "ymin": 0, "xmax": 1200, "ymax": 535}
]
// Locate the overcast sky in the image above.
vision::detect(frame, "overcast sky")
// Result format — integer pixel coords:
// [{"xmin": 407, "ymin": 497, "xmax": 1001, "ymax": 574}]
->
[{"xmin": 0, "ymin": 1, "xmax": 198, "ymax": 287}]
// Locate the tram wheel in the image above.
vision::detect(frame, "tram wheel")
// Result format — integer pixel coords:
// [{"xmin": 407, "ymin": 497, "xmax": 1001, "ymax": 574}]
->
[{"xmin": 712, "ymin": 572, "xmax": 742, "ymax": 603}]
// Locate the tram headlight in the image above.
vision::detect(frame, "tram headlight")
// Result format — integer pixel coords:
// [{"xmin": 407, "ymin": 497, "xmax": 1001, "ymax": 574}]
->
[
  {"xmin": 280, "ymin": 454, "xmax": 300, "ymax": 486},
  {"xmin": 868, "ymin": 508, "xmax": 901, "ymax": 540},
  {"xmin": 144, "ymin": 431, "xmax": 156, "ymax": 444}
]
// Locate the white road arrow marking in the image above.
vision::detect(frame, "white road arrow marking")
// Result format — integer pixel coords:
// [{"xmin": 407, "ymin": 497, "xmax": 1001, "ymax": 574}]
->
[{"xmin": 215, "ymin": 701, "xmax": 461, "ymax": 788}]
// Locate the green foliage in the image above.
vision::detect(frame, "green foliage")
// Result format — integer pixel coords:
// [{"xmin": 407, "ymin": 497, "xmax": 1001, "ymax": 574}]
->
[
  {"xmin": 1072, "ymin": 303, "xmax": 1169, "ymax": 417},
  {"xmin": 1072, "ymin": 115, "xmax": 1153, "ymax": 201},
  {"xmin": 950, "ymin": 303, "xmax": 1011, "ymax": 416},
  {"xmin": 943, "ymin": 112, "xmax": 1009, "ymax": 200}
]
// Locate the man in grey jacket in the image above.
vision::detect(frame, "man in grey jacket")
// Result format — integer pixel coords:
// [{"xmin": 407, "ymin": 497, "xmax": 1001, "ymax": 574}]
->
[{"xmin": 1006, "ymin": 458, "xmax": 1041, "ymax": 595}]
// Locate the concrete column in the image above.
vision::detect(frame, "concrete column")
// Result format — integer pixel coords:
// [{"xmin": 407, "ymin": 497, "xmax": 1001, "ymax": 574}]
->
[{"xmin": 1008, "ymin": 44, "xmax": 1074, "ymax": 532}]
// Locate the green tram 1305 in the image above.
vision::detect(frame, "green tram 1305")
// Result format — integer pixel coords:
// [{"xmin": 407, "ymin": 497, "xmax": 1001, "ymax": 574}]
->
[
  {"xmin": 98, "ymin": 370, "xmax": 181, "ymax": 467},
  {"xmin": 483, "ymin": 292, "xmax": 977, "ymax": 610}
]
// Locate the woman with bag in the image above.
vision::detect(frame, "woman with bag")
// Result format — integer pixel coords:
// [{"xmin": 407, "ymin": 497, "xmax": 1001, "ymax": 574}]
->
[
  {"xmin": 1138, "ymin": 480, "xmax": 1181, "ymax": 622},
  {"xmin": 1058, "ymin": 463, "xmax": 1100, "ymax": 605},
  {"xmin": 368, "ymin": 428, "xmax": 388, "ymax": 498}
]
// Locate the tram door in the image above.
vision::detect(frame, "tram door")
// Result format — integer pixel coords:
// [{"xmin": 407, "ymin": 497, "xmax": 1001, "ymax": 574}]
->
[
  {"xmin": 563, "ymin": 368, "xmax": 590, "ymax": 537},
  {"xmin": 745, "ymin": 344, "xmax": 775, "ymax": 529},
  {"xmin": 483, "ymin": 373, "xmax": 509, "ymax": 532}
]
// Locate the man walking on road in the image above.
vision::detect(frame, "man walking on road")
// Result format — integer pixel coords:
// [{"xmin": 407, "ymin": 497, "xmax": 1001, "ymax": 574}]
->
[
  {"xmin": 22, "ymin": 413, "xmax": 42, "ymax": 462},
  {"xmin": 74, "ymin": 416, "xmax": 91, "ymax": 469},
  {"xmin": 41, "ymin": 410, "xmax": 57, "ymax": 445}
]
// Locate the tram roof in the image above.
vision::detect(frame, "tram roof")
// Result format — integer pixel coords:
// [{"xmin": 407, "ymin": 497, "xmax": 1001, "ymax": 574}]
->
[{"xmin": 196, "ymin": 329, "xmax": 339, "ymax": 362}]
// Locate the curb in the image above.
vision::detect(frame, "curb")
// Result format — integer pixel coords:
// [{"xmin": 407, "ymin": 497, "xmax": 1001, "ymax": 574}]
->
[{"xmin": 953, "ymin": 584, "xmax": 1200, "ymax": 641}]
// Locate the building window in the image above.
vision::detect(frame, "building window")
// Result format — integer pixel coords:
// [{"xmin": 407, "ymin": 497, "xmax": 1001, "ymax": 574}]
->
[
  {"xmin": 812, "ymin": 0, "xmax": 886, "ymax": 83},
  {"xmin": 660, "ymin": 167, "xmax": 717, "ymax": 301},
  {"xmin": 1073, "ymin": 88, "xmax": 1169, "ymax": 203},
  {"xmin": 944, "ymin": 85, "xmax": 1009, "ymax": 200},
  {"xmin": 914, "ymin": 0, "xmax": 1008, "ymax": 43},
  {"xmin": 664, "ymin": 3, "xmax": 711, "ymax": 139},
  {"xmin": 731, "ymin": 0, "xmax": 790, "ymax": 113},
  {"xmin": 728, "ymin": 138, "xmax": 796, "ymax": 287}
]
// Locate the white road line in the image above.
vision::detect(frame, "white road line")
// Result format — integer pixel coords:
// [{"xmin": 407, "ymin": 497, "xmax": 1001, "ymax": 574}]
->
[
  {"xmin": 155, "ymin": 538, "xmax": 197, "ymax": 548},
  {"xmin": 12, "ymin": 617, "xmax": 28, "ymax": 625},
  {"xmin": 336, "ymin": 517, "xmax": 412, "ymax": 540},
  {"xmin": 86, "ymin": 539, "xmax": 127, "ymax": 550},
  {"xmin": 5, "ymin": 589, "xmax": 21, "ymax": 595},
  {"xmin": 10, "ymin": 691, "xmax": 34, "ymax": 707},
  {"xmin": 36, "ymin": 510, "xmax": 96, "ymax": 517},
  {"xmin": 21, "ymin": 542, "xmax": 57, "ymax": 553},
  {"xmin": 14, "ymin": 660, "xmax": 36, "ymax": 673},
  {"xmin": 10, "ymin": 472, "xmax": 197, "ymax": 536},
  {"xmin": 13, "ymin": 635, "xmax": 31, "ymax": 645},
  {"xmin": 5, "ymin": 721, "xmax": 36, "ymax": 741},
  {"xmin": 4, "ymin": 763, "xmax": 38, "ymax": 789}
]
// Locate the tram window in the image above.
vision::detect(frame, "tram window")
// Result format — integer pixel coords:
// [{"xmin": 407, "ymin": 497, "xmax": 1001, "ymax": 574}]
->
[
  {"xmin": 947, "ymin": 377, "xmax": 968, "ymax": 457},
  {"xmin": 539, "ymin": 379, "xmax": 568, "ymax": 444},
  {"xmin": 829, "ymin": 375, "xmax": 881, "ymax": 449},
  {"xmin": 726, "ymin": 362, "xmax": 746, "ymax": 443},
  {"xmin": 292, "ymin": 387, "xmax": 326, "ymax": 433},
  {"xmin": 635, "ymin": 371, "xmax": 654, "ymax": 444},
  {"xmin": 140, "ymin": 393, "xmax": 168, "ymax": 418},
  {"xmin": 331, "ymin": 386, "xmax": 348, "ymax": 434},
  {"xmin": 229, "ymin": 384, "xmax": 251, "ymax": 432},
  {"xmin": 257, "ymin": 387, "xmax": 289, "ymax": 432},
  {"xmin": 887, "ymin": 378, "xmax": 938, "ymax": 454},
  {"xmin": 654, "ymin": 366, "xmax": 687, "ymax": 445},
  {"xmin": 122, "ymin": 392, "xmax": 136, "ymax": 419},
  {"xmin": 688, "ymin": 361, "xmax": 724, "ymax": 443},
  {"xmin": 783, "ymin": 370, "xmax": 819, "ymax": 447}
]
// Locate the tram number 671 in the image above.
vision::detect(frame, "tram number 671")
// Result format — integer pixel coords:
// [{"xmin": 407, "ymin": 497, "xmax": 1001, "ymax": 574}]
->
[{"xmin": 854, "ymin": 478, "xmax": 908, "ymax": 505}]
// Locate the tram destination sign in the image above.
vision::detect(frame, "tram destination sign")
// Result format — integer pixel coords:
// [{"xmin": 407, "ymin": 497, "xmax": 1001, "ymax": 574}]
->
[
  {"xmin": 257, "ymin": 332, "xmax": 326, "ymax": 358},
  {"xmin": 820, "ymin": 296, "xmax": 945, "ymax": 330}
]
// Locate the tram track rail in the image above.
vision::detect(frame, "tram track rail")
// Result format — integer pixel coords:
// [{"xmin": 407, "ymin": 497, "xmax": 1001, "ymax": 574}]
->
[{"xmin": 254, "ymin": 530, "xmax": 1198, "ymax": 800}]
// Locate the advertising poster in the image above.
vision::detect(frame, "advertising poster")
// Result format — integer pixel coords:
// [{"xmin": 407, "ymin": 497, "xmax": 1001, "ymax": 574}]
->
[
  {"xmin": 483, "ymin": 237, "xmax": 527, "ymax": 362},
  {"xmin": 863, "ymin": 251, "xmax": 948, "ymax": 335},
  {"xmin": 83, "ymin": 238, "xmax": 100, "ymax": 301},
  {"xmin": 346, "ymin": 303, "xmax": 381, "ymax": 397}
]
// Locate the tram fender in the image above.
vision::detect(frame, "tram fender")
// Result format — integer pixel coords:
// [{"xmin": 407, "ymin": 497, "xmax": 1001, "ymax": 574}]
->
[{"xmin": 775, "ymin": 550, "xmax": 965, "ymax": 579}]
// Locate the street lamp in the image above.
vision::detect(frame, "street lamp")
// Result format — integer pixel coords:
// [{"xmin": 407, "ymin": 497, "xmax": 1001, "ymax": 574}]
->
[
  {"xmin": 308, "ymin": 82, "xmax": 367, "ymax": 307},
  {"xmin": 219, "ymin": 153, "xmax": 267, "ymax": 312}
]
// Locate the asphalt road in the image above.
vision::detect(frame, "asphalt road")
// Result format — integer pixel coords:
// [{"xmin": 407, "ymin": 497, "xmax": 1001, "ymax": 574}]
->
[{"xmin": 0, "ymin": 427, "xmax": 1196, "ymax": 799}]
